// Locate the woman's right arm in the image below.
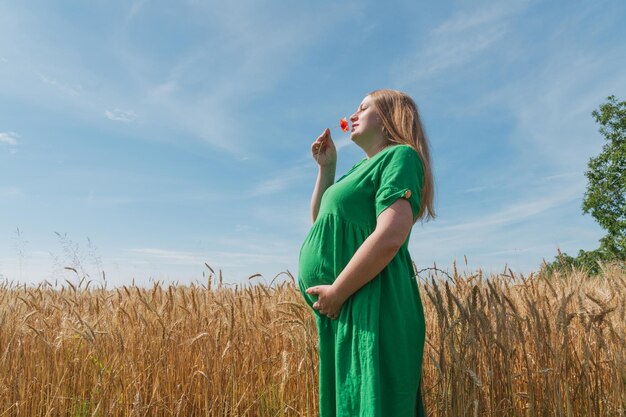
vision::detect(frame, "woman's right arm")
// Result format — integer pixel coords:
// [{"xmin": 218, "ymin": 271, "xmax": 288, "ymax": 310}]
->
[
  {"xmin": 311, "ymin": 165, "xmax": 336, "ymax": 223},
  {"xmin": 309, "ymin": 128, "xmax": 337, "ymax": 223}
]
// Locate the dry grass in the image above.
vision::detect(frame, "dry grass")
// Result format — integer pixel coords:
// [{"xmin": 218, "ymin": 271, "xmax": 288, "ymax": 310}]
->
[{"xmin": 0, "ymin": 262, "xmax": 624, "ymax": 416}]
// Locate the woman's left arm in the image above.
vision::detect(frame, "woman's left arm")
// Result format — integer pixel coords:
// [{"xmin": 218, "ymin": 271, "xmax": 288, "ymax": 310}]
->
[{"xmin": 306, "ymin": 198, "xmax": 414, "ymax": 317}]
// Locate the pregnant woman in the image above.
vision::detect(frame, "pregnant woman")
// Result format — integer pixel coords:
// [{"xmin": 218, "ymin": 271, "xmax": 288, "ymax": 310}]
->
[{"xmin": 298, "ymin": 89, "xmax": 436, "ymax": 416}]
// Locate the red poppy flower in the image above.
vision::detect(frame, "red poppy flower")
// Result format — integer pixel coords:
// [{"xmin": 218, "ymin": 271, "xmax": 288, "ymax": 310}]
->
[{"xmin": 339, "ymin": 117, "xmax": 349, "ymax": 132}]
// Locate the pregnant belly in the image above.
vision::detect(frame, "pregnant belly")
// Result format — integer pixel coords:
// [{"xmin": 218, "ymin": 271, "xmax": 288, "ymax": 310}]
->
[
  {"xmin": 297, "ymin": 225, "xmax": 336, "ymax": 292},
  {"xmin": 297, "ymin": 215, "xmax": 369, "ymax": 308},
  {"xmin": 298, "ymin": 240, "xmax": 334, "ymax": 290},
  {"xmin": 298, "ymin": 238, "xmax": 334, "ymax": 309}
]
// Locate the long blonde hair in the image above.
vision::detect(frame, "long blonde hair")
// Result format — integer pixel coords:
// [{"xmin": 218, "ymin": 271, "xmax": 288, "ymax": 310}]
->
[{"xmin": 369, "ymin": 89, "xmax": 436, "ymax": 222}]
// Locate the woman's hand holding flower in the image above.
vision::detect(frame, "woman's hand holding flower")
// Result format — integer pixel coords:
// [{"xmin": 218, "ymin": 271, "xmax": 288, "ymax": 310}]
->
[
  {"xmin": 311, "ymin": 118, "xmax": 349, "ymax": 166},
  {"xmin": 312, "ymin": 128, "xmax": 337, "ymax": 167}
]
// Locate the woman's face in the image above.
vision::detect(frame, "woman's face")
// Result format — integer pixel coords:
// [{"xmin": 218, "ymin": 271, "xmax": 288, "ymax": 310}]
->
[{"xmin": 349, "ymin": 95, "xmax": 383, "ymax": 142}]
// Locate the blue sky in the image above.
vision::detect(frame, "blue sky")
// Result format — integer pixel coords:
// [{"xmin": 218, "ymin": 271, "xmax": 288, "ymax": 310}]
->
[{"xmin": 1, "ymin": 0, "xmax": 625, "ymax": 288}]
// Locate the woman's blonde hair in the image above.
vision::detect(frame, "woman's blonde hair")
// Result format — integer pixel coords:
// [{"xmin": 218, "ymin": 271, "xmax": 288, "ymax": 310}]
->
[{"xmin": 369, "ymin": 89, "xmax": 436, "ymax": 222}]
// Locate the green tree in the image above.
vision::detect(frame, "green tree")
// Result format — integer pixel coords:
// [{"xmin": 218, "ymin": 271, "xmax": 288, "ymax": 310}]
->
[
  {"xmin": 544, "ymin": 95, "xmax": 626, "ymax": 276},
  {"xmin": 583, "ymin": 95, "xmax": 626, "ymax": 259}
]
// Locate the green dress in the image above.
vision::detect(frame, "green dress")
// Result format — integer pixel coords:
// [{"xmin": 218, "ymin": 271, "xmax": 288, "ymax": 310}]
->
[{"xmin": 298, "ymin": 144, "xmax": 427, "ymax": 417}]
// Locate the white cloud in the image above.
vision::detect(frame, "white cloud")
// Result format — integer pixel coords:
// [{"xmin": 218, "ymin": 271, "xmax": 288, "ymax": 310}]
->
[
  {"xmin": 543, "ymin": 172, "xmax": 579, "ymax": 181},
  {"xmin": 39, "ymin": 73, "xmax": 82, "ymax": 96},
  {"xmin": 392, "ymin": 1, "xmax": 533, "ymax": 85},
  {"xmin": 129, "ymin": 2, "xmax": 361, "ymax": 156},
  {"xmin": 127, "ymin": 246, "xmax": 293, "ymax": 269},
  {"xmin": 250, "ymin": 165, "xmax": 311, "ymax": 197},
  {"xmin": 461, "ymin": 185, "xmax": 489, "ymax": 194},
  {"xmin": 148, "ymin": 81, "xmax": 177, "ymax": 97},
  {"xmin": 435, "ymin": 185, "xmax": 582, "ymax": 235},
  {"xmin": 475, "ymin": 37, "xmax": 626, "ymax": 173},
  {"xmin": 248, "ymin": 131, "xmax": 356, "ymax": 197},
  {"xmin": 433, "ymin": 0, "xmax": 533, "ymax": 35},
  {"xmin": 86, "ymin": 191, "xmax": 137, "ymax": 205},
  {"xmin": 0, "ymin": 186, "xmax": 22, "ymax": 197},
  {"xmin": 334, "ymin": 136, "xmax": 353, "ymax": 151},
  {"xmin": 0, "ymin": 131, "xmax": 18, "ymax": 145},
  {"xmin": 479, "ymin": 243, "xmax": 561, "ymax": 258},
  {"xmin": 397, "ymin": 1, "xmax": 624, "ymax": 276},
  {"xmin": 235, "ymin": 224, "xmax": 250, "ymax": 232},
  {"xmin": 407, "ymin": 178, "xmax": 602, "ymax": 274},
  {"xmin": 0, "ymin": 2, "xmax": 362, "ymax": 159},
  {"xmin": 128, "ymin": 248, "xmax": 205, "ymax": 264},
  {"xmin": 406, "ymin": 27, "xmax": 506, "ymax": 81},
  {"xmin": 125, "ymin": 0, "xmax": 149, "ymax": 24},
  {"xmin": 248, "ymin": 199, "xmax": 312, "ymax": 237},
  {"xmin": 105, "ymin": 109, "xmax": 137, "ymax": 123},
  {"xmin": 251, "ymin": 177, "xmax": 297, "ymax": 197}
]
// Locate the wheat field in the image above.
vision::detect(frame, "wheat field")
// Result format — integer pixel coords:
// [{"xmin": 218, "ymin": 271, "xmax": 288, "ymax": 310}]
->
[{"xmin": 0, "ymin": 262, "xmax": 624, "ymax": 416}]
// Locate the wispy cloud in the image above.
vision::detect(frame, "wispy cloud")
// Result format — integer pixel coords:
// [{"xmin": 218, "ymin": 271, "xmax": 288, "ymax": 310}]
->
[
  {"xmin": 408, "ymin": 178, "xmax": 597, "ymax": 274},
  {"xmin": 86, "ymin": 191, "xmax": 137, "ymax": 206},
  {"xmin": 125, "ymin": 0, "xmax": 149, "ymax": 25},
  {"xmin": 105, "ymin": 109, "xmax": 137, "ymax": 123},
  {"xmin": 247, "ymin": 131, "xmax": 355, "ymax": 197},
  {"xmin": 399, "ymin": 0, "xmax": 624, "ymax": 275},
  {"xmin": 0, "ymin": 186, "xmax": 22, "ymax": 197},
  {"xmin": 38, "ymin": 73, "xmax": 82, "ymax": 96},
  {"xmin": 0, "ymin": 131, "xmax": 18, "ymax": 145},
  {"xmin": 392, "ymin": 1, "xmax": 533, "ymax": 85},
  {"xmin": 433, "ymin": 0, "xmax": 532, "ymax": 35},
  {"xmin": 0, "ymin": 2, "xmax": 361, "ymax": 159},
  {"xmin": 128, "ymin": 248, "xmax": 205, "ymax": 264},
  {"xmin": 461, "ymin": 185, "xmax": 489, "ymax": 194},
  {"xmin": 1, "ymin": 0, "xmax": 620, "ymax": 284},
  {"xmin": 405, "ymin": 27, "xmax": 506, "ymax": 82},
  {"xmin": 432, "ymin": 183, "xmax": 583, "ymax": 236},
  {"xmin": 127, "ymin": 247, "xmax": 292, "ymax": 269},
  {"xmin": 250, "ymin": 165, "xmax": 310, "ymax": 197},
  {"xmin": 479, "ymin": 243, "xmax": 563, "ymax": 258},
  {"xmin": 334, "ymin": 136, "xmax": 353, "ymax": 151},
  {"xmin": 475, "ymin": 19, "xmax": 626, "ymax": 173},
  {"xmin": 126, "ymin": 2, "xmax": 360, "ymax": 156},
  {"xmin": 235, "ymin": 224, "xmax": 250, "ymax": 232}
]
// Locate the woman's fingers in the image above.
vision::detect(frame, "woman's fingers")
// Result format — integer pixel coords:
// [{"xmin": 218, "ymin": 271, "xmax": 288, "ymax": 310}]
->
[
  {"xmin": 314, "ymin": 304, "xmax": 338, "ymax": 318},
  {"xmin": 322, "ymin": 128, "xmax": 333, "ymax": 146},
  {"xmin": 313, "ymin": 129, "xmax": 328, "ymax": 146},
  {"xmin": 312, "ymin": 131, "xmax": 327, "ymax": 153},
  {"xmin": 310, "ymin": 128, "xmax": 337, "ymax": 166},
  {"xmin": 306, "ymin": 286, "xmax": 318, "ymax": 294},
  {"xmin": 320, "ymin": 128, "xmax": 330, "ymax": 142},
  {"xmin": 307, "ymin": 284, "xmax": 339, "ymax": 319}
]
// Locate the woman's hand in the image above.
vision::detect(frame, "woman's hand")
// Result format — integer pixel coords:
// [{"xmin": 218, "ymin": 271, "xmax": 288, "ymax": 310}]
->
[
  {"xmin": 306, "ymin": 284, "xmax": 346, "ymax": 319},
  {"xmin": 311, "ymin": 128, "xmax": 337, "ymax": 167}
]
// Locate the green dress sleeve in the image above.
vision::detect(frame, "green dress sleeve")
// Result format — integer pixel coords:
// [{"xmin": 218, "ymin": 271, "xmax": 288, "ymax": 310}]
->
[{"xmin": 374, "ymin": 146, "xmax": 424, "ymax": 220}]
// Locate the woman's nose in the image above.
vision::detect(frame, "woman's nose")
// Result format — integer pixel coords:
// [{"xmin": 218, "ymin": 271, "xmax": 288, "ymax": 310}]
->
[{"xmin": 349, "ymin": 113, "xmax": 358, "ymax": 122}]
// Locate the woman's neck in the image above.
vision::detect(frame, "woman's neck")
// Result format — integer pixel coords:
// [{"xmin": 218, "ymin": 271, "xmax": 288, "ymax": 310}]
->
[{"xmin": 365, "ymin": 141, "xmax": 393, "ymax": 159}]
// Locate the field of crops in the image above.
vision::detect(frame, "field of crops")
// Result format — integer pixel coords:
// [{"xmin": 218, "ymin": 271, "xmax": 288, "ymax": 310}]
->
[{"xmin": 1, "ymin": 262, "xmax": 624, "ymax": 416}]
